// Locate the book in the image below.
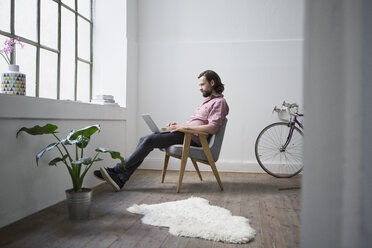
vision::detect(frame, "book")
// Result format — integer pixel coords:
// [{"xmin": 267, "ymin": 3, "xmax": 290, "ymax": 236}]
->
[{"xmin": 92, "ymin": 95, "xmax": 114, "ymax": 100}]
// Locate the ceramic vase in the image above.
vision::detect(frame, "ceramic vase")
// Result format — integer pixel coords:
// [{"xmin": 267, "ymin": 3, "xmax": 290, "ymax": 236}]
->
[{"xmin": 1, "ymin": 64, "xmax": 26, "ymax": 95}]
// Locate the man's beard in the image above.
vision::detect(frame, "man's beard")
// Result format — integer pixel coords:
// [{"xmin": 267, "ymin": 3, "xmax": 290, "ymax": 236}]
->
[{"xmin": 202, "ymin": 90, "xmax": 212, "ymax": 97}]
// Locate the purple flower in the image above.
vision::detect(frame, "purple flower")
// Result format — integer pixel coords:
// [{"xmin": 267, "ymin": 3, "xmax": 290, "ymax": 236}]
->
[
  {"xmin": 5, "ymin": 46, "xmax": 14, "ymax": 54},
  {"xmin": 17, "ymin": 38, "xmax": 24, "ymax": 48},
  {"xmin": 0, "ymin": 37, "xmax": 24, "ymax": 65},
  {"xmin": 5, "ymin": 38, "xmax": 14, "ymax": 46}
]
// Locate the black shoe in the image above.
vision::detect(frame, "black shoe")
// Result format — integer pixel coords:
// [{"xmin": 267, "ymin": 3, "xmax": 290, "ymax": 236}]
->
[
  {"xmin": 100, "ymin": 167, "xmax": 125, "ymax": 191},
  {"xmin": 94, "ymin": 167, "xmax": 115, "ymax": 181}
]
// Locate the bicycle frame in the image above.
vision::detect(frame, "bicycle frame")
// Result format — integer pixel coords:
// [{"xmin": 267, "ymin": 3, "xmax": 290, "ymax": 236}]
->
[{"xmin": 280, "ymin": 114, "xmax": 304, "ymax": 152}]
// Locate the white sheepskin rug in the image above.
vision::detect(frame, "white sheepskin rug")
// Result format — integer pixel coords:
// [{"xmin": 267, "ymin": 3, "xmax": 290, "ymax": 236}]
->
[{"xmin": 126, "ymin": 197, "xmax": 256, "ymax": 244}]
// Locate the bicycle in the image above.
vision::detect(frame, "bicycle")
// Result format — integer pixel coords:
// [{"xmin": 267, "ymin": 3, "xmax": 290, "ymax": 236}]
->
[{"xmin": 255, "ymin": 101, "xmax": 304, "ymax": 178}]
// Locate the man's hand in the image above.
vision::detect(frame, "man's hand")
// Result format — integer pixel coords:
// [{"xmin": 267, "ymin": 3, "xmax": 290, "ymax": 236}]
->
[
  {"xmin": 166, "ymin": 122, "xmax": 177, "ymax": 128},
  {"xmin": 165, "ymin": 122, "xmax": 179, "ymax": 131},
  {"xmin": 166, "ymin": 123, "xmax": 189, "ymax": 132}
]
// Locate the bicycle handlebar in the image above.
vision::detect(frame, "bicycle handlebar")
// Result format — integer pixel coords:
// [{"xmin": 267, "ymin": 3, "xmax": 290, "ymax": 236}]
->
[
  {"xmin": 282, "ymin": 101, "xmax": 298, "ymax": 109},
  {"xmin": 273, "ymin": 101, "xmax": 303, "ymax": 117},
  {"xmin": 283, "ymin": 101, "xmax": 302, "ymax": 117}
]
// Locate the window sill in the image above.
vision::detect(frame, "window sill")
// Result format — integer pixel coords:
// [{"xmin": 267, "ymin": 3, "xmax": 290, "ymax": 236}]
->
[{"xmin": 0, "ymin": 94, "xmax": 127, "ymax": 120}]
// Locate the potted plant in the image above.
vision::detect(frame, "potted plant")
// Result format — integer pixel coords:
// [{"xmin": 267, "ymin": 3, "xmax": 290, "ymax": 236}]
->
[{"xmin": 16, "ymin": 123, "xmax": 125, "ymax": 220}]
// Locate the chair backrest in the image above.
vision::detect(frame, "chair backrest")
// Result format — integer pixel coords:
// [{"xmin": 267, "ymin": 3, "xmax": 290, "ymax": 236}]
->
[{"xmin": 208, "ymin": 118, "xmax": 228, "ymax": 161}]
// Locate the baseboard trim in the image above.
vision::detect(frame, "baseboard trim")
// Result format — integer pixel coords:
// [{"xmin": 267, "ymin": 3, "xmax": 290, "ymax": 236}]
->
[{"xmin": 138, "ymin": 158, "xmax": 266, "ymax": 173}]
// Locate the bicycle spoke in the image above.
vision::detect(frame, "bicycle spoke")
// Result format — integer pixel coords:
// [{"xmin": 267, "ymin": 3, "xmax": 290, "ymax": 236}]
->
[
  {"xmin": 260, "ymin": 150, "xmax": 281, "ymax": 162},
  {"xmin": 258, "ymin": 139, "xmax": 280, "ymax": 149},
  {"xmin": 258, "ymin": 151, "xmax": 279, "ymax": 158},
  {"xmin": 286, "ymin": 151, "xmax": 302, "ymax": 164},
  {"xmin": 285, "ymin": 147, "xmax": 302, "ymax": 166},
  {"xmin": 284, "ymin": 155, "xmax": 301, "ymax": 174},
  {"xmin": 282, "ymin": 152, "xmax": 297, "ymax": 174},
  {"xmin": 272, "ymin": 126, "xmax": 284, "ymax": 148},
  {"xmin": 286, "ymin": 149, "xmax": 303, "ymax": 158},
  {"xmin": 267, "ymin": 128, "xmax": 282, "ymax": 148}
]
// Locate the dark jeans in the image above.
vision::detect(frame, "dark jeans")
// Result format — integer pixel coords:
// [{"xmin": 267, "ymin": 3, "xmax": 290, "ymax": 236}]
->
[{"xmin": 113, "ymin": 132, "xmax": 196, "ymax": 182}]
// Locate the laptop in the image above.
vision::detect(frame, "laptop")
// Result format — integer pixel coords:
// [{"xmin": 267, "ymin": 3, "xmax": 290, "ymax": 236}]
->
[{"xmin": 141, "ymin": 114, "xmax": 170, "ymax": 133}]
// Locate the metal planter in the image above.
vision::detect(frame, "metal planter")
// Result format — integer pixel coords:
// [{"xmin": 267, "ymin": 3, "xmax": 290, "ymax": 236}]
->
[{"xmin": 65, "ymin": 188, "xmax": 92, "ymax": 220}]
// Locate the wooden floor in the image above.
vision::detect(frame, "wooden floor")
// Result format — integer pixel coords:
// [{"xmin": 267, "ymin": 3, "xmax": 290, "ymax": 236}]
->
[{"xmin": 0, "ymin": 170, "xmax": 301, "ymax": 248}]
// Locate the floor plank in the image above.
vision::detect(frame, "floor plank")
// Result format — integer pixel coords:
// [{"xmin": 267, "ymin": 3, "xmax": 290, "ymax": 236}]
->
[{"xmin": 0, "ymin": 169, "xmax": 302, "ymax": 248}]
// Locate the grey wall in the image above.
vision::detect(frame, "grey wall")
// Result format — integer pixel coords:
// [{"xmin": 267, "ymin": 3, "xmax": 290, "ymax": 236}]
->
[{"xmin": 301, "ymin": 0, "xmax": 372, "ymax": 247}]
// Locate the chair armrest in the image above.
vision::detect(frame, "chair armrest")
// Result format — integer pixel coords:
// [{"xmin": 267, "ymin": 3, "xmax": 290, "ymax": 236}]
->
[{"xmin": 176, "ymin": 129, "xmax": 208, "ymax": 136}]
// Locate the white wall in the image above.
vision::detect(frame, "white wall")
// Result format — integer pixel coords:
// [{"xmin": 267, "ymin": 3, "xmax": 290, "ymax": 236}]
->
[
  {"xmin": 136, "ymin": 0, "xmax": 304, "ymax": 172},
  {"xmin": 0, "ymin": 95, "xmax": 128, "ymax": 228},
  {"xmin": 0, "ymin": 0, "xmax": 138, "ymax": 228}
]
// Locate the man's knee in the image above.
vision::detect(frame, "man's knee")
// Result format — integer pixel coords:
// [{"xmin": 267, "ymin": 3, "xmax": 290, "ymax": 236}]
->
[
  {"xmin": 139, "ymin": 135, "xmax": 146, "ymax": 144},
  {"xmin": 139, "ymin": 134, "xmax": 156, "ymax": 147},
  {"xmin": 139, "ymin": 133, "xmax": 153, "ymax": 143}
]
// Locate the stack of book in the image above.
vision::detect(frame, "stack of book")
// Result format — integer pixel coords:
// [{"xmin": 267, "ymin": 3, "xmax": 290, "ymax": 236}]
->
[{"xmin": 91, "ymin": 95, "xmax": 119, "ymax": 106}]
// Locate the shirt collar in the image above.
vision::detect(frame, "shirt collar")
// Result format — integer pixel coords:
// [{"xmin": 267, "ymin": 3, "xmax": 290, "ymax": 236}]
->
[
  {"xmin": 211, "ymin": 93, "xmax": 223, "ymax": 98},
  {"xmin": 202, "ymin": 93, "xmax": 223, "ymax": 103}
]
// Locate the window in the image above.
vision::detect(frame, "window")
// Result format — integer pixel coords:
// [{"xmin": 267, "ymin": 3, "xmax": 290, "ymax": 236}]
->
[{"xmin": 0, "ymin": 0, "xmax": 93, "ymax": 102}]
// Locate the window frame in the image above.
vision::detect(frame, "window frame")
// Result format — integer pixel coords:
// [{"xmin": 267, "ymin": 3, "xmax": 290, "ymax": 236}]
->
[{"xmin": 0, "ymin": 0, "xmax": 93, "ymax": 101}]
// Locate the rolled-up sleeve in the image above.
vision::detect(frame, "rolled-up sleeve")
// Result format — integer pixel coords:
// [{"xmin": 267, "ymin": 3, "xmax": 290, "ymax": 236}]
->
[{"xmin": 208, "ymin": 99, "xmax": 229, "ymax": 133}]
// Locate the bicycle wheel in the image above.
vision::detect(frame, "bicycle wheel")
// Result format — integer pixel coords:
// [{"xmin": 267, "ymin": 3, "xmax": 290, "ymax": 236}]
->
[{"xmin": 255, "ymin": 122, "xmax": 304, "ymax": 178}]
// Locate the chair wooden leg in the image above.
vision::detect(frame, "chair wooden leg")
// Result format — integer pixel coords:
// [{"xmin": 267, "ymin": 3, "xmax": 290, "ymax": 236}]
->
[
  {"xmin": 161, "ymin": 153, "xmax": 170, "ymax": 183},
  {"xmin": 191, "ymin": 158, "xmax": 203, "ymax": 181},
  {"xmin": 199, "ymin": 135, "xmax": 224, "ymax": 191},
  {"xmin": 177, "ymin": 134, "xmax": 191, "ymax": 193},
  {"xmin": 208, "ymin": 160, "xmax": 223, "ymax": 191}
]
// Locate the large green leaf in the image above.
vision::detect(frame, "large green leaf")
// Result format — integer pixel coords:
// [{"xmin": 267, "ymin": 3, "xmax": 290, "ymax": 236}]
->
[
  {"xmin": 62, "ymin": 135, "xmax": 90, "ymax": 148},
  {"xmin": 96, "ymin": 148, "xmax": 125, "ymax": 167},
  {"xmin": 71, "ymin": 157, "xmax": 92, "ymax": 165},
  {"xmin": 16, "ymin": 124, "xmax": 58, "ymax": 138},
  {"xmin": 76, "ymin": 135, "xmax": 90, "ymax": 149},
  {"xmin": 49, "ymin": 155, "xmax": 68, "ymax": 166},
  {"xmin": 67, "ymin": 125, "xmax": 100, "ymax": 142},
  {"xmin": 60, "ymin": 138, "xmax": 73, "ymax": 145},
  {"xmin": 36, "ymin": 142, "xmax": 60, "ymax": 165}
]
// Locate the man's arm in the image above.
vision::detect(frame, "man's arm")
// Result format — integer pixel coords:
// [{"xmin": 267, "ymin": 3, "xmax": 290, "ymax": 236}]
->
[{"xmin": 167, "ymin": 123, "xmax": 216, "ymax": 134}]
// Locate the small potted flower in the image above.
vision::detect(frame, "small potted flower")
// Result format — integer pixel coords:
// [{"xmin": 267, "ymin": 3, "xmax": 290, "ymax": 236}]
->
[
  {"xmin": 1, "ymin": 37, "xmax": 26, "ymax": 95},
  {"xmin": 16, "ymin": 124, "xmax": 125, "ymax": 220}
]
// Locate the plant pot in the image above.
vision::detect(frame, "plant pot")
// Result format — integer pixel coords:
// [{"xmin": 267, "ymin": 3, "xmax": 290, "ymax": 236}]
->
[
  {"xmin": 1, "ymin": 64, "xmax": 26, "ymax": 95},
  {"xmin": 65, "ymin": 188, "xmax": 92, "ymax": 220}
]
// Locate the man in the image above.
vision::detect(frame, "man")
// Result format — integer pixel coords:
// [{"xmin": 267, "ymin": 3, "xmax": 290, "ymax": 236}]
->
[{"xmin": 94, "ymin": 70, "xmax": 229, "ymax": 191}]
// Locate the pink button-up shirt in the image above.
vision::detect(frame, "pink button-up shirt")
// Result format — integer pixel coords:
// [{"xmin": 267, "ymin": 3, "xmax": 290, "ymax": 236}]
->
[{"xmin": 186, "ymin": 93, "xmax": 229, "ymax": 145}]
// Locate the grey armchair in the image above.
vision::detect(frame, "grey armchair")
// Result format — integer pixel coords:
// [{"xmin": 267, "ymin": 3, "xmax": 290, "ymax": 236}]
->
[{"xmin": 161, "ymin": 118, "xmax": 228, "ymax": 193}]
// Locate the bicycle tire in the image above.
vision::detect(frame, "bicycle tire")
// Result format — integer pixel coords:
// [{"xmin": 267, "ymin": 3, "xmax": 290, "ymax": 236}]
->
[{"xmin": 255, "ymin": 122, "xmax": 304, "ymax": 178}]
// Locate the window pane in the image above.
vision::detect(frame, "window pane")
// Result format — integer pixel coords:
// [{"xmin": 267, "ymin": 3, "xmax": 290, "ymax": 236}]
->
[
  {"xmin": 16, "ymin": 44, "xmax": 36, "ymax": 97},
  {"xmin": 77, "ymin": 61, "xmax": 90, "ymax": 102},
  {"xmin": 39, "ymin": 49, "xmax": 57, "ymax": 99},
  {"xmin": 15, "ymin": 0, "xmax": 37, "ymax": 41},
  {"xmin": 62, "ymin": 0, "xmax": 75, "ymax": 10},
  {"xmin": 78, "ymin": 0, "xmax": 90, "ymax": 20},
  {"xmin": 78, "ymin": 18, "xmax": 90, "ymax": 61},
  {"xmin": 0, "ymin": 0, "xmax": 10, "ymax": 32},
  {"xmin": 60, "ymin": 7, "xmax": 75, "ymax": 100},
  {"xmin": 41, "ymin": 0, "xmax": 58, "ymax": 49}
]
